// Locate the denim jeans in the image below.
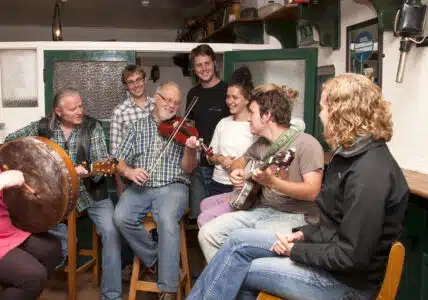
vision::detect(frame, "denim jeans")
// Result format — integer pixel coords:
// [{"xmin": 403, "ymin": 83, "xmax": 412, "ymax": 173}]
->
[
  {"xmin": 189, "ymin": 229, "xmax": 371, "ymax": 300},
  {"xmin": 198, "ymin": 207, "xmax": 306, "ymax": 262},
  {"xmin": 113, "ymin": 183, "xmax": 188, "ymax": 292},
  {"xmin": 49, "ymin": 198, "xmax": 122, "ymax": 300},
  {"xmin": 189, "ymin": 166, "xmax": 213, "ymax": 218}
]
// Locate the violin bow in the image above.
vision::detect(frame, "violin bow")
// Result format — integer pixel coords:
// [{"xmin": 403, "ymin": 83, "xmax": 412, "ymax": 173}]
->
[{"xmin": 147, "ymin": 96, "xmax": 200, "ymax": 175}]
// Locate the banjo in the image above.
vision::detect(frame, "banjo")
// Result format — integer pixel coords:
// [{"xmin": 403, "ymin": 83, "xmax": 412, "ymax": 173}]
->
[{"xmin": 228, "ymin": 148, "xmax": 296, "ymax": 210}]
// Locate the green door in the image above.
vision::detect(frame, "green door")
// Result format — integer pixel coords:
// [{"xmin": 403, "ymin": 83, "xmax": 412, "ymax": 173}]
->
[
  {"xmin": 44, "ymin": 50, "xmax": 136, "ymax": 143},
  {"xmin": 223, "ymin": 48, "xmax": 318, "ymax": 139}
]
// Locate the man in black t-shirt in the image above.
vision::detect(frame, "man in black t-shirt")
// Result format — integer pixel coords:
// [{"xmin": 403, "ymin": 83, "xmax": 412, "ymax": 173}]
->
[{"xmin": 186, "ymin": 44, "xmax": 229, "ymax": 219}]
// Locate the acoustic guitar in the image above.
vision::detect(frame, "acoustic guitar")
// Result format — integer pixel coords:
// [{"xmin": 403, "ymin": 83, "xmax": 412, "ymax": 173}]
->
[
  {"xmin": 228, "ymin": 148, "xmax": 296, "ymax": 210},
  {"xmin": 79, "ymin": 157, "xmax": 119, "ymax": 178}
]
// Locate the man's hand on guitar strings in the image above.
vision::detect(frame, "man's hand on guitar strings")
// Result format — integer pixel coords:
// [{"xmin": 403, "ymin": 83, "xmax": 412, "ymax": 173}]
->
[
  {"xmin": 75, "ymin": 165, "xmax": 89, "ymax": 177},
  {"xmin": 229, "ymin": 168, "xmax": 245, "ymax": 189},
  {"xmin": 251, "ymin": 167, "xmax": 276, "ymax": 188}
]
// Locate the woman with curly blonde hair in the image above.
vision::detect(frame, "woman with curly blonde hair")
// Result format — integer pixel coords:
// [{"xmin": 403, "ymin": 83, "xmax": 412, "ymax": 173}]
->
[
  {"xmin": 320, "ymin": 73, "xmax": 393, "ymax": 150},
  {"xmin": 187, "ymin": 73, "xmax": 409, "ymax": 300}
]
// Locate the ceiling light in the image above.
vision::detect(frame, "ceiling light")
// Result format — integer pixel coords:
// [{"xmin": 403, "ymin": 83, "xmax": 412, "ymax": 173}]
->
[{"xmin": 141, "ymin": 0, "xmax": 150, "ymax": 7}]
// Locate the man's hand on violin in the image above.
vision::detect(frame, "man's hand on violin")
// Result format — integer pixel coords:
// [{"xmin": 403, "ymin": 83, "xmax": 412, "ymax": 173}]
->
[
  {"xmin": 125, "ymin": 168, "xmax": 149, "ymax": 186},
  {"xmin": 229, "ymin": 168, "xmax": 245, "ymax": 189},
  {"xmin": 185, "ymin": 136, "xmax": 200, "ymax": 149}
]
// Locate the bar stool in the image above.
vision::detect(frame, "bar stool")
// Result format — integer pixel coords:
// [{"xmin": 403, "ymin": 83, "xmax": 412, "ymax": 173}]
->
[
  {"xmin": 128, "ymin": 212, "xmax": 191, "ymax": 300},
  {"xmin": 62, "ymin": 209, "xmax": 101, "ymax": 300}
]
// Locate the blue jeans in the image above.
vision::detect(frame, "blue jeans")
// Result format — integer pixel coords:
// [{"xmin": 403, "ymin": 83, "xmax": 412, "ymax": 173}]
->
[
  {"xmin": 189, "ymin": 166, "xmax": 213, "ymax": 218},
  {"xmin": 198, "ymin": 207, "xmax": 306, "ymax": 262},
  {"xmin": 189, "ymin": 229, "xmax": 372, "ymax": 300},
  {"xmin": 113, "ymin": 183, "xmax": 188, "ymax": 292},
  {"xmin": 49, "ymin": 199, "xmax": 122, "ymax": 300}
]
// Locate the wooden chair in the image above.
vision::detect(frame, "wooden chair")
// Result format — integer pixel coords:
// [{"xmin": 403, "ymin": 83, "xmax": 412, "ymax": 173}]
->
[
  {"xmin": 128, "ymin": 212, "xmax": 191, "ymax": 300},
  {"xmin": 62, "ymin": 209, "xmax": 101, "ymax": 300},
  {"xmin": 257, "ymin": 242, "xmax": 405, "ymax": 300}
]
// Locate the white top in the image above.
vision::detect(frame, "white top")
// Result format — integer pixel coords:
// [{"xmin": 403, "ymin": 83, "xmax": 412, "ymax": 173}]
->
[{"xmin": 209, "ymin": 116, "xmax": 258, "ymax": 185}]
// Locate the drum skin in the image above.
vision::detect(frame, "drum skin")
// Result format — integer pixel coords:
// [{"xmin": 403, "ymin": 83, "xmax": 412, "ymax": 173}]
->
[{"xmin": 0, "ymin": 136, "xmax": 79, "ymax": 233}]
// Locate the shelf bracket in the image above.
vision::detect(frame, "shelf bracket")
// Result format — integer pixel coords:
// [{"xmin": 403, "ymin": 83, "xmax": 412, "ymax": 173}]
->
[
  {"xmin": 369, "ymin": 0, "xmax": 402, "ymax": 32},
  {"xmin": 300, "ymin": 0, "xmax": 341, "ymax": 50},
  {"xmin": 264, "ymin": 20, "xmax": 298, "ymax": 48}
]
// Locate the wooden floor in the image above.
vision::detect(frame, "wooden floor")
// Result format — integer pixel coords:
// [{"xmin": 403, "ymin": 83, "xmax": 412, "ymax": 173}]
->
[
  {"xmin": 42, "ymin": 272, "xmax": 158, "ymax": 299},
  {"xmin": 41, "ymin": 229, "xmax": 204, "ymax": 300}
]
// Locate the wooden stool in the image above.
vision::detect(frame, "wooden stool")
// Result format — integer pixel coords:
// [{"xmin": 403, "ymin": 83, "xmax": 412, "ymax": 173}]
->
[
  {"xmin": 128, "ymin": 212, "xmax": 191, "ymax": 300},
  {"xmin": 257, "ymin": 242, "xmax": 406, "ymax": 300},
  {"xmin": 62, "ymin": 209, "xmax": 101, "ymax": 300}
]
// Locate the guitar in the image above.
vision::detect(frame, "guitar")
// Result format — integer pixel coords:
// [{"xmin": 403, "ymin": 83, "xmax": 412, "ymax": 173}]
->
[
  {"xmin": 228, "ymin": 148, "xmax": 296, "ymax": 210},
  {"xmin": 79, "ymin": 157, "xmax": 119, "ymax": 178}
]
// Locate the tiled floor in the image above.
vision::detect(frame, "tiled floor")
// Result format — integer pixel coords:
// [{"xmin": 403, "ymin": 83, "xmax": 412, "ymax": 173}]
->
[{"xmin": 41, "ymin": 229, "xmax": 204, "ymax": 300}]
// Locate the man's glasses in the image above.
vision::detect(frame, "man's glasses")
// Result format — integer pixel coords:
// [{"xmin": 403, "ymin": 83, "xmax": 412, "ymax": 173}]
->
[
  {"xmin": 125, "ymin": 77, "xmax": 144, "ymax": 86},
  {"xmin": 157, "ymin": 92, "xmax": 180, "ymax": 107}
]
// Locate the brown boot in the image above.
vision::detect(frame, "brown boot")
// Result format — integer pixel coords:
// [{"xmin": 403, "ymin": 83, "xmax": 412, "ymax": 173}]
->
[
  {"xmin": 159, "ymin": 292, "xmax": 177, "ymax": 300},
  {"xmin": 141, "ymin": 263, "xmax": 158, "ymax": 282}
]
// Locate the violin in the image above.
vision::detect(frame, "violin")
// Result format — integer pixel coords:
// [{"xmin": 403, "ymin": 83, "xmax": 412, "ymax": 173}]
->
[{"xmin": 157, "ymin": 116, "xmax": 213, "ymax": 156}]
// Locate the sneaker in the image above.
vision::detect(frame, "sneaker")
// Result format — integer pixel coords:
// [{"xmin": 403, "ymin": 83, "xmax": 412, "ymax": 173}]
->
[{"xmin": 159, "ymin": 292, "xmax": 176, "ymax": 300}]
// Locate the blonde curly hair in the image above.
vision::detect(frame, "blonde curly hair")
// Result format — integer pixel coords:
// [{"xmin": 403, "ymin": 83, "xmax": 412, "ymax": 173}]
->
[{"xmin": 322, "ymin": 73, "xmax": 393, "ymax": 150}]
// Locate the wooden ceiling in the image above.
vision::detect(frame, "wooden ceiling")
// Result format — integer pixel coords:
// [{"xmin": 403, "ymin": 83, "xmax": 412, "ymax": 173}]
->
[{"xmin": 0, "ymin": 0, "xmax": 216, "ymax": 29}]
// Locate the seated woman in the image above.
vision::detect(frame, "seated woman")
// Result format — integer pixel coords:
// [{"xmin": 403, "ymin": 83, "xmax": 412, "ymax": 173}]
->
[
  {"xmin": 188, "ymin": 73, "xmax": 409, "ymax": 300},
  {"xmin": 0, "ymin": 169, "xmax": 61, "ymax": 300},
  {"xmin": 197, "ymin": 66, "xmax": 257, "ymax": 227}
]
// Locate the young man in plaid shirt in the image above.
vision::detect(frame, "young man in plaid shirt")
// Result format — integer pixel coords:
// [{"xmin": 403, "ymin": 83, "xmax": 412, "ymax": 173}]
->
[
  {"xmin": 110, "ymin": 64, "xmax": 155, "ymax": 197},
  {"xmin": 6, "ymin": 87, "xmax": 122, "ymax": 300},
  {"xmin": 113, "ymin": 81, "xmax": 199, "ymax": 300}
]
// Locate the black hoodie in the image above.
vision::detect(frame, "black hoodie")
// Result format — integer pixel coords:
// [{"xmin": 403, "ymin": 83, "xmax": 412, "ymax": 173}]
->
[{"xmin": 290, "ymin": 139, "xmax": 409, "ymax": 295}]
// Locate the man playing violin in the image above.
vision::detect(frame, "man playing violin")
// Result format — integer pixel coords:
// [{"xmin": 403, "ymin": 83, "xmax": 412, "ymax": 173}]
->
[
  {"xmin": 113, "ymin": 81, "xmax": 199, "ymax": 300},
  {"xmin": 198, "ymin": 83, "xmax": 325, "ymax": 263},
  {"xmin": 5, "ymin": 87, "xmax": 123, "ymax": 300}
]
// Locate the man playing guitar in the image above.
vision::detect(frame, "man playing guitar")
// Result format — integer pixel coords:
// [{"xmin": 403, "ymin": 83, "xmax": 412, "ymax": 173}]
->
[{"xmin": 198, "ymin": 83, "xmax": 324, "ymax": 262}]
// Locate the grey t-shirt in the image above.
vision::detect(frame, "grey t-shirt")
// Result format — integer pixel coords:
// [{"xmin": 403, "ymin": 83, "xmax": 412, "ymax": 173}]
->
[{"xmin": 244, "ymin": 132, "xmax": 324, "ymax": 223}]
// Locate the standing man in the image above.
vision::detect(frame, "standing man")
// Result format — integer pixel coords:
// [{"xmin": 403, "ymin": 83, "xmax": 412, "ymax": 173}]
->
[
  {"xmin": 6, "ymin": 87, "xmax": 123, "ymax": 300},
  {"xmin": 113, "ymin": 81, "xmax": 199, "ymax": 300},
  {"xmin": 186, "ymin": 44, "xmax": 229, "ymax": 219},
  {"xmin": 110, "ymin": 65, "xmax": 155, "ymax": 280},
  {"xmin": 110, "ymin": 64, "xmax": 155, "ymax": 196}
]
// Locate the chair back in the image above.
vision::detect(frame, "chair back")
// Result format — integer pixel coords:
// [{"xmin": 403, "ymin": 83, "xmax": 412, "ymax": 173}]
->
[{"xmin": 377, "ymin": 241, "xmax": 405, "ymax": 300}]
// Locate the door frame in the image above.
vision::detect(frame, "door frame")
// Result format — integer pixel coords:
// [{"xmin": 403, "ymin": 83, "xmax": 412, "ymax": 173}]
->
[{"xmin": 223, "ymin": 48, "xmax": 318, "ymax": 136}]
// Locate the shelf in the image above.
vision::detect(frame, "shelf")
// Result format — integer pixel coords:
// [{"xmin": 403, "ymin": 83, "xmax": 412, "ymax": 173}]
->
[
  {"xmin": 263, "ymin": 4, "xmax": 300, "ymax": 21},
  {"xmin": 200, "ymin": 19, "xmax": 264, "ymax": 44}
]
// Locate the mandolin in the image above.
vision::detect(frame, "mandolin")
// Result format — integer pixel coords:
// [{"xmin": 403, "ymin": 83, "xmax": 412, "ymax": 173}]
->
[{"xmin": 228, "ymin": 148, "xmax": 296, "ymax": 210}]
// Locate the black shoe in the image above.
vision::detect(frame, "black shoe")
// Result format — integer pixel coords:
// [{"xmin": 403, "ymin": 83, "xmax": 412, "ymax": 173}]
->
[{"xmin": 55, "ymin": 256, "xmax": 68, "ymax": 270}]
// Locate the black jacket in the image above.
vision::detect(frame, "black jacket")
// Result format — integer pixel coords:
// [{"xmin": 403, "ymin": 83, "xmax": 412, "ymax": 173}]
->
[{"xmin": 290, "ymin": 139, "xmax": 409, "ymax": 295}]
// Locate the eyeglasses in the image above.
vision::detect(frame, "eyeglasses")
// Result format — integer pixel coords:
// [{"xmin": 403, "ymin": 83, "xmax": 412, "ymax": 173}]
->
[
  {"xmin": 157, "ymin": 92, "xmax": 180, "ymax": 107},
  {"xmin": 125, "ymin": 77, "xmax": 144, "ymax": 86}
]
